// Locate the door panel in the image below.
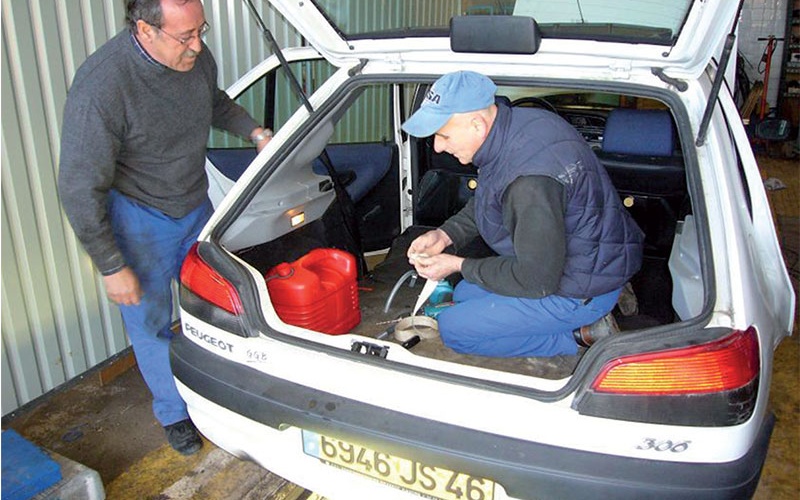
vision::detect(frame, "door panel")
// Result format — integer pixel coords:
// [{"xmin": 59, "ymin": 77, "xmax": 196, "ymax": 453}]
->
[{"xmin": 207, "ymin": 55, "xmax": 400, "ymax": 252}]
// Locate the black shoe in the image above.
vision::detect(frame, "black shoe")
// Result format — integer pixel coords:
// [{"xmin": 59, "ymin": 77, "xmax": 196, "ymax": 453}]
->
[
  {"xmin": 573, "ymin": 313, "xmax": 620, "ymax": 348},
  {"xmin": 165, "ymin": 419, "xmax": 203, "ymax": 456}
]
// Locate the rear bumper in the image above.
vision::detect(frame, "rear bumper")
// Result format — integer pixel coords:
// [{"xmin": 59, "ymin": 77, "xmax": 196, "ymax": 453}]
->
[{"xmin": 171, "ymin": 333, "xmax": 773, "ymax": 500}]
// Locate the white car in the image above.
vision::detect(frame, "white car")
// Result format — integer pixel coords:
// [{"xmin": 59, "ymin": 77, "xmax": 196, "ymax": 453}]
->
[{"xmin": 172, "ymin": 1, "xmax": 795, "ymax": 498}]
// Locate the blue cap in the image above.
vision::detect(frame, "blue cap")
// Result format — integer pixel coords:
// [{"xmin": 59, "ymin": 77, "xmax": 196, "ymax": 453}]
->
[{"xmin": 401, "ymin": 71, "xmax": 497, "ymax": 137}]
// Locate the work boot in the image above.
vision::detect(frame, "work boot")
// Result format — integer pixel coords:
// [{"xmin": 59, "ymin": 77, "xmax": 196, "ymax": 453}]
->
[
  {"xmin": 165, "ymin": 419, "xmax": 203, "ymax": 456},
  {"xmin": 617, "ymin": 282, "xmax": 638, "ymax": 316},
  {"xmin": 573, "ymin": 313, "xmax": 620, "ymax": 348}
]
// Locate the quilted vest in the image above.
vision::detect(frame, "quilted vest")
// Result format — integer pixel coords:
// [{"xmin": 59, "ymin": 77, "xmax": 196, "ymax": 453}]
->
[{"xmin": 473, "ymin": 104, "xmax": 644, "ymax": 298}]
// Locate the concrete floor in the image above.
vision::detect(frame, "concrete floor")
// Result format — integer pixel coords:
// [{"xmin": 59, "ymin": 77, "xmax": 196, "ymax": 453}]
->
[
  {"xmin": 2, "ymin": 362, "xmax": 314, "ymax": 499},
  {"xmin": 2, "ymin": 156, "xmax": 798, "ymax": 499}
]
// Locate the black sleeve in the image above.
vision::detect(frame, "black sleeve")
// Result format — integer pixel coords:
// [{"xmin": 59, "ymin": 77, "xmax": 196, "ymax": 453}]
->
[
  {"xmin": 439, "ymin": 197, "xmax": 480, "ymax": 250},
  {"xmin": 460, "ymin": 175, "xmax": 566, "ymax": 298}
]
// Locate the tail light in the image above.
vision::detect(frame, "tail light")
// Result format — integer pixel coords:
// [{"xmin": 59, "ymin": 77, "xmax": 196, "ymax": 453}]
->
[
  {"xmin": 575, "ymin": 328, "xmax": 760, "ymax": 426},
  {"xmin": 180, "ymin": 243, "xmax": 243, "ymax": 315},
  {"xmin": 592, "ymin": 328, "xmax": 759, "ymax": 394}
]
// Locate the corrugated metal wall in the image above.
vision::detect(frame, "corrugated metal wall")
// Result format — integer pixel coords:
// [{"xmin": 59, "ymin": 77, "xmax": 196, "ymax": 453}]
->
[{"xmin": 1, "ymin": 0, "xmax": 299, "ymax": 415}]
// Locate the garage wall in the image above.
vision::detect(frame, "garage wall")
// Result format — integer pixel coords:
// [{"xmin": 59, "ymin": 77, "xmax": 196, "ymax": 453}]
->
[{"xmin": 1, "ymin": 0, "xmax": 299, "ymax": 416}]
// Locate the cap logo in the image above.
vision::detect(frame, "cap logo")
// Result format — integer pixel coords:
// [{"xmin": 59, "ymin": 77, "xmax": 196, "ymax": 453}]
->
[
  {"xmin": 401, "ymin": 71, "xmax": 496, "ymax": 137},
  {"xmin": 424, "ymin": 88, "xmax": 441, "ymax": 105}
]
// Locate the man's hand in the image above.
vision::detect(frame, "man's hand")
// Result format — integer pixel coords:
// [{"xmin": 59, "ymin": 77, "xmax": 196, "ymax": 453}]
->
[
  {"xmin": 407, "ymin": 229, "xmax": 460, "ymax": 280},
  {"xmin": 407, "ymin": 228, "xmax": 452, "ymax": 263},
  {"xmin": 250, "ymin": 127, "xmax": 273, "ymax": 153},
  {"xmin": 411, "ymin": 253, "xmax": 464, "ymax": 281},
  {"xmin": 103, "ymin": 267, "xmax": 142, "ymax": 306}
]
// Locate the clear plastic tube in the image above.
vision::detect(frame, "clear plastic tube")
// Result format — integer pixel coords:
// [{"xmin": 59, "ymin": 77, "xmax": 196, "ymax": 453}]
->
[{"xmin": 383, "ymin": 270, "xmax": 418, "ymax": 313}]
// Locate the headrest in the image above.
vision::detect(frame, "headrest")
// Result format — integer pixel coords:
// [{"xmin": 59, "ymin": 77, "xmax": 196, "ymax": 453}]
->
[{"xmin": 602, "ymin": 109, "xmax": 675, "ymax": 157}]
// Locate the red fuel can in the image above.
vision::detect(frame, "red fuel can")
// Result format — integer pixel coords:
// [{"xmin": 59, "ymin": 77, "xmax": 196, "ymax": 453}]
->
[{"xmin": 266, "ymin": 248, "xmax": 361, "ymax": 334}]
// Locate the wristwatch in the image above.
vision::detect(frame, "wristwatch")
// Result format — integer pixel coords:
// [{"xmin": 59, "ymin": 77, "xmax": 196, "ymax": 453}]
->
[{"xmin": 251, "ymin": 128, "xmax": 273, "ymax": 144}]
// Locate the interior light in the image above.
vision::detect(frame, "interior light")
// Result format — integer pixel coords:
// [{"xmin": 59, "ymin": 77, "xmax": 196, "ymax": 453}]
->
[{"xmin": 290, "ymin": 212, "xmax": 305, "ymax": 227}]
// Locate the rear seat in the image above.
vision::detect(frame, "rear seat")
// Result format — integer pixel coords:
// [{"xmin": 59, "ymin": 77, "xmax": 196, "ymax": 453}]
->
[
  {"xmin": 595, "ymin": 108, "xmax": 688, "ymax": 257},
  {"xmin": 206, "ymin": 142, "xmax": 394, "ymax": 204}
]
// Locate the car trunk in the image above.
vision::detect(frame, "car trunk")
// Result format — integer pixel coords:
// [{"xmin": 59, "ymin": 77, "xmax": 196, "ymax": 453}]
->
[{"xmin": 219, "ymin": 82, "xmax": 692, "ymax": 381}]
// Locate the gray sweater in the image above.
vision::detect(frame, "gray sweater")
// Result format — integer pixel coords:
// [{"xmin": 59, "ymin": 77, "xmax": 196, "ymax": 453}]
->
[{"xmin": 58, "ymin": 30, "xmax": 258, "ymax": 275}]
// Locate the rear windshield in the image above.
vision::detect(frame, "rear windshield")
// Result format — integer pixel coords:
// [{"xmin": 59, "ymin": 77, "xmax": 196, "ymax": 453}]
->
[{"xmin": 312, "ymin": 0, "xmax": 692, "ymax": 45}]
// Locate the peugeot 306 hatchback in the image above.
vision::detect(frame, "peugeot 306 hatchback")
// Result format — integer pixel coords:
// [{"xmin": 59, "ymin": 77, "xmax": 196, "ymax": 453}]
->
[{"xmin": 171, "ymin": 1, "xmax": 795, "ymax": 498}]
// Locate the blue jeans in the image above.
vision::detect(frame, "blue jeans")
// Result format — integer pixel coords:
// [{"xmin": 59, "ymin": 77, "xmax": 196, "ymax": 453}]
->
[
  {"xmin": 108, "ymin": 190, "xmax": 212, "ymax": 426},
  {"xmin": 436, "ymin": 281, "xmax": 622, "ymax": 357}
]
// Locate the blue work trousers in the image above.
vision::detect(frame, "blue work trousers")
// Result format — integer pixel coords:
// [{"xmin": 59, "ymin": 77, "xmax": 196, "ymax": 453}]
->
[
  {"xmin": 437, "ymin": 280, "xmax": 622, "ymax": 357},
  {"xmin": 108, "ymin": 190, "xmax": 212, "ymax": 426}
]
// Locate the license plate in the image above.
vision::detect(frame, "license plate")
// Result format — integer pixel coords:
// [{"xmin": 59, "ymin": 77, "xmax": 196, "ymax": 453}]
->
[{"xmin": 302, "ymin": 430, "xmax": 496, "ymax": 500}]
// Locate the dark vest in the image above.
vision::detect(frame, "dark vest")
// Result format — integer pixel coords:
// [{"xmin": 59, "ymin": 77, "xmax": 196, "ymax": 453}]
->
[{"xmin": 473, "ymin": 104, "xmax": 643, "ymax": 298}]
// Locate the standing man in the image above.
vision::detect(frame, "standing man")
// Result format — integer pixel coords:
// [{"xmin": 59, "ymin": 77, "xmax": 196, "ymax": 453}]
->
[
  {"xmin": 404, "ymin": 71, "xmax": 643, "ymax": 358},
  {"xmin": 58, "ymin": 0, "xmax": 272, "ymax": 455}
]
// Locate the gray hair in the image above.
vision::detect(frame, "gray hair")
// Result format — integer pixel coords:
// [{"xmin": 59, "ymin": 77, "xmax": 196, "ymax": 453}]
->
[
  {"xmin": 126, "ymin": 0, "xmax": 195, "ymax": 31},
  {"xmin": 126, "ymin": 0, "xmax": 164, "ymax": 31}
]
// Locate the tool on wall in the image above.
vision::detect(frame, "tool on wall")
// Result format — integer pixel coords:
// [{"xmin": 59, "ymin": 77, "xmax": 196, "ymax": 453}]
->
[
  {"xmin": 753, "ymin": 35, "xmax": 791, "ymax": 148},
  {"xmin": 757, "ymin": 35, "xmax": 784, "ymax": 120}
]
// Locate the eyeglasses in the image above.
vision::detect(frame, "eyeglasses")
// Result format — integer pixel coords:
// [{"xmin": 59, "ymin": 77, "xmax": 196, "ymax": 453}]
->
[{"xmin": 153, "ymin": 21, "xmax": 210, "ymax": 46}]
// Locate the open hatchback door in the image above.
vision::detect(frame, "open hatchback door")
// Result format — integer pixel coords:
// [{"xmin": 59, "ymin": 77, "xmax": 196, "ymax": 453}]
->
[{"xmin": 269, "ymin": 0, "xmax": 739, "ymax": 79}]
